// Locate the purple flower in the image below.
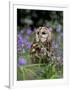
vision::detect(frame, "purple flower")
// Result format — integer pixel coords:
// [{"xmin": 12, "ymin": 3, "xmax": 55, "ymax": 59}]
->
[
  {"xmin": 27, "ymin": 29, "xmax": 32, "ymax": 35},
  {"xmin": 23, "ymin": 37, "xmax": 28, "ymax": 44},
  {"xmin": 18, "ymin": 57, "xmax": 27, "ymax": 65},
  {"xmin": 18, "ymin": 35, "xmax": 23, "ymax": 45},
  {"xmin": 25, "ymin": 36, "xmax": 29, "ymax": 40},
  {"xmin": 26, "ymin": 42, "xmax": 31, "ymax": 49}
]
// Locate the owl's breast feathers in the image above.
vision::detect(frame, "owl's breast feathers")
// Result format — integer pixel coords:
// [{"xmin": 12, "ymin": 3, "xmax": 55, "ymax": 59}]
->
[
  {"xmin": 30, "ymin": 40, "xmax": 52, "ymax": 56},
  {"xmin": 30, "ymin": 42, "xmax": 41, "ymax": 54}
]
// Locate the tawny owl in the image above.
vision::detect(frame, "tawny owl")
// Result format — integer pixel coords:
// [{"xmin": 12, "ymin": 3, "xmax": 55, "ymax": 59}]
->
[{"xmin": 30, "ymin": 26, "xmax": 53, "ymax": 64}]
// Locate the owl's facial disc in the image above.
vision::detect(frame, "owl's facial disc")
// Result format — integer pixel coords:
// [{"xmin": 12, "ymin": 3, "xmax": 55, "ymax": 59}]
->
[
  {"xmin": 36, "ymin": 27, "xmax": 50, "ymax": 43},
  {"xmin": 39, "ymin": 27, "xmax": 49, "ymax": 42},
  {"xmin": 40, "ymin": 31, "xmax": 48, "ymax": 38}
]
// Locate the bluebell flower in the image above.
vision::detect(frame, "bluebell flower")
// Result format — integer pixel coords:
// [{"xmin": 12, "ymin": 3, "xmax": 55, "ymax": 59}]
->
[
  {"xmin": 23, "ymin": 37, "xmax": 28, "ymax": 44},
  {"xmin": 26, "ymin": 42, "xmax": 31, "ymax": 49},
  {"xmin": 27, "ymin": 29, "xmax": 32, "ymax": 35},
  {"xmin": 25, "ymin": 36, "xmax": 29, "ymax": 40},
  {"xmin": 18, "ymin": 35, "xmax": 23, "ymax": 45},
  {"xmin": 18, "ymin": 57, "xmax": 27, "ymax": 65}
]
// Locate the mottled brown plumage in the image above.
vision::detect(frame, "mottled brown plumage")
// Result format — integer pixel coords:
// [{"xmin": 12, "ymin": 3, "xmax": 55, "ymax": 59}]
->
[{"xmin": 30, "ymin": 26, "xmax": 53, "ymax": 64}]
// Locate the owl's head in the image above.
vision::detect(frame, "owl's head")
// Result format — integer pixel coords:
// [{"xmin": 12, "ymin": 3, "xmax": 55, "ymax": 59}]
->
[{"xmin": 36, "ymin": 27, "xmax": 52, "ymax": 43}]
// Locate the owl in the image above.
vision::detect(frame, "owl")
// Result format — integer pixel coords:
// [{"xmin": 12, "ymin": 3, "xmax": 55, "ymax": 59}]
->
[{"xmin": 30, "ymin": 26, "xmax": 53, "ymax": 64}]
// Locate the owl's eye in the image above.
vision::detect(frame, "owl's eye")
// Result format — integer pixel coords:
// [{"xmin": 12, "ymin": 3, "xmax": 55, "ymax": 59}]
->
[
  {"xmin": 42, "ymin": 32, "xmax": 46, "ymax": 34},
  {"xmin": 37, "ymin": 32, "xmax": 39, "ymax": 35}
]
